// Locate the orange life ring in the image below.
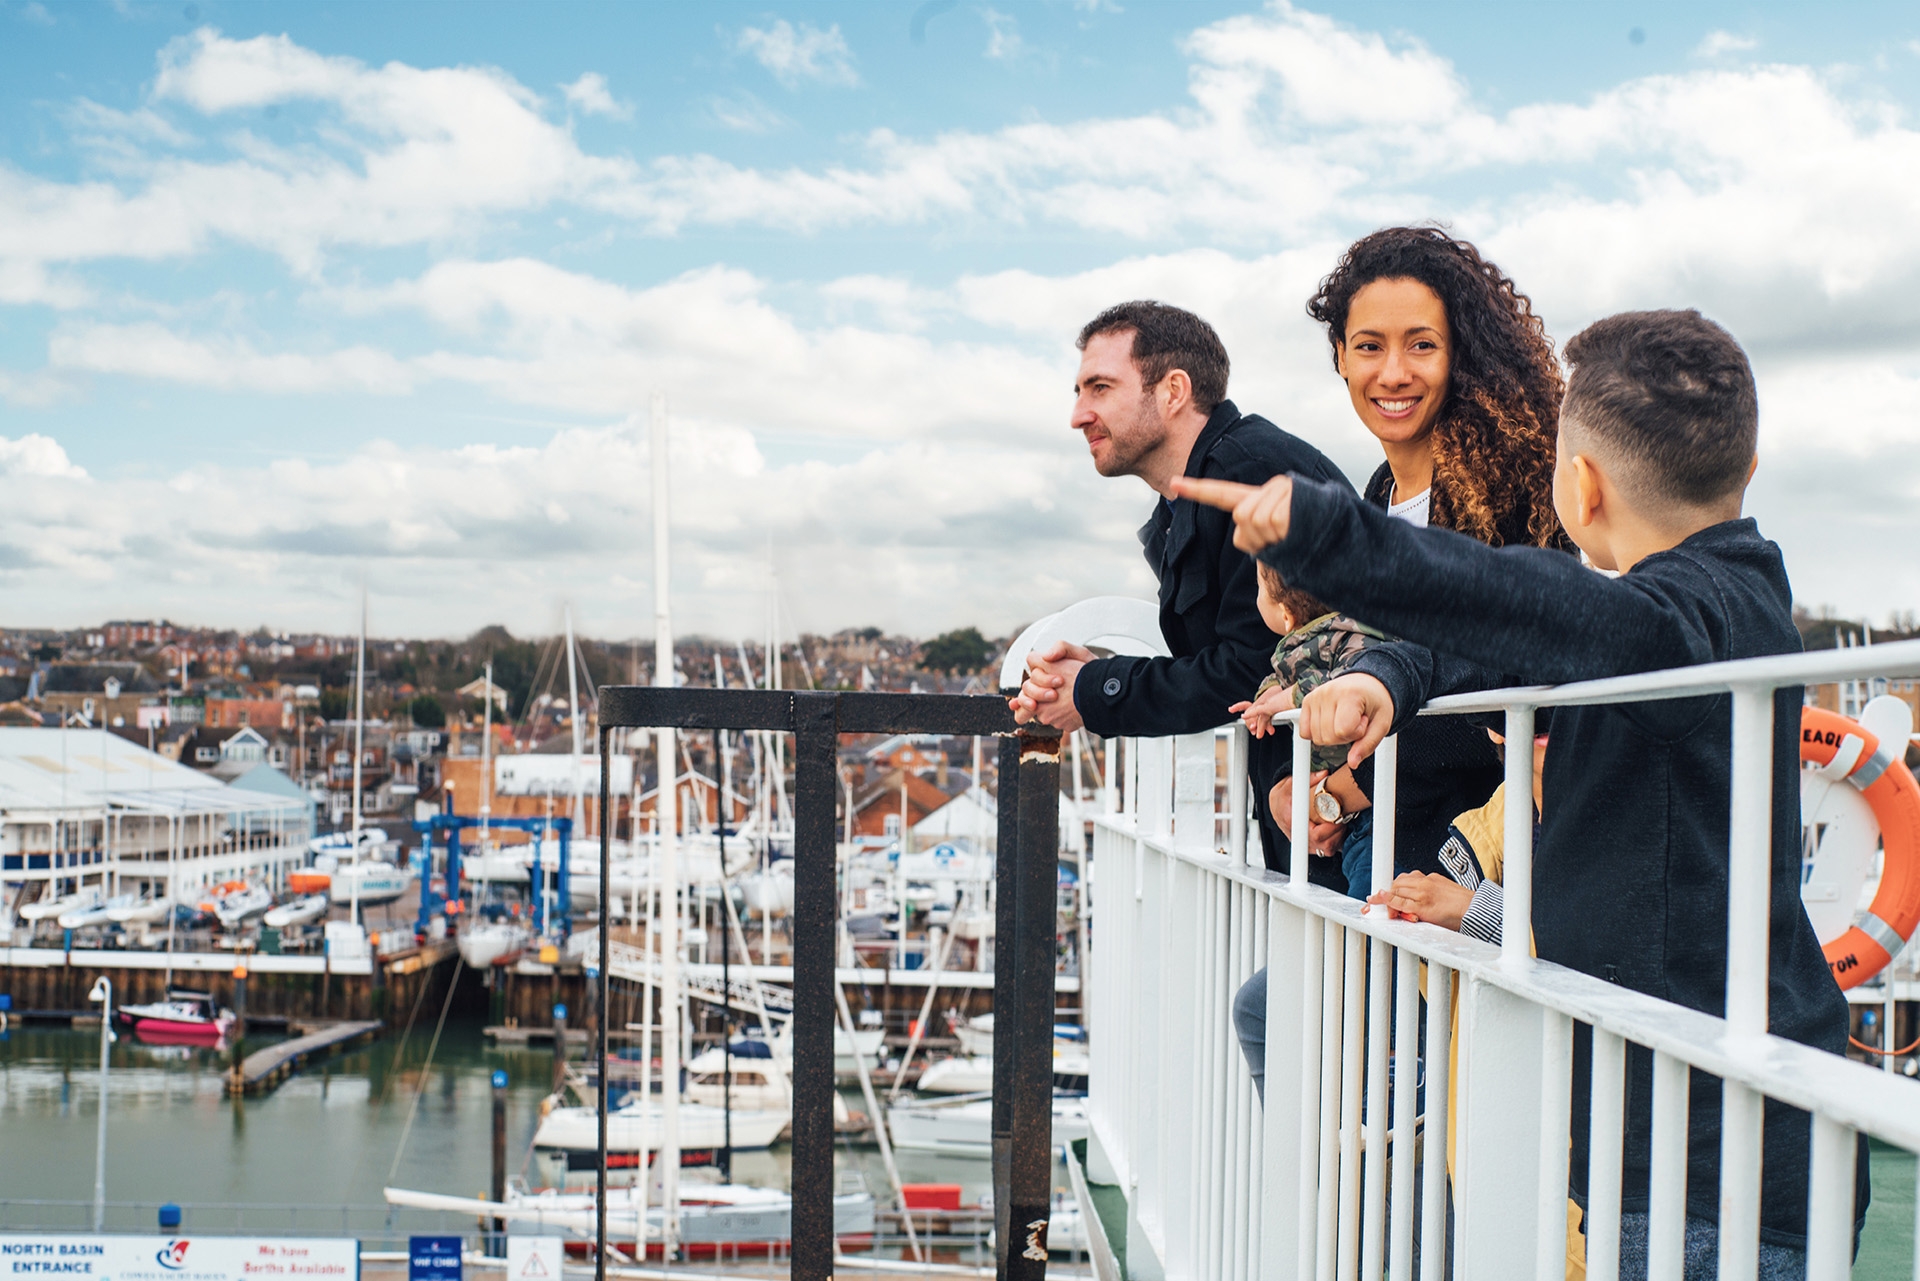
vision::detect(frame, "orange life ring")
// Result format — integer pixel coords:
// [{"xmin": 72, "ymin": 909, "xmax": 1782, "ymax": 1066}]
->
[{"xmin": 1800, "ymin": 706, "xmax": 1920, "ymax": 989}]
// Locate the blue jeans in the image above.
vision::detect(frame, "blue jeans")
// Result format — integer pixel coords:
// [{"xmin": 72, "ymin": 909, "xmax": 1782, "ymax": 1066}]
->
[
  {"xmin": 1615, "ymin": 1213, "xmax": 1811, "ymax": 1279},
  {"xmin": 1339, "ymin": 808, "xmax": 1375, "ymax": 900},
  {"xmin": 1233, "ymin": 966, "xmax": 1267, "ymax": 1102}
]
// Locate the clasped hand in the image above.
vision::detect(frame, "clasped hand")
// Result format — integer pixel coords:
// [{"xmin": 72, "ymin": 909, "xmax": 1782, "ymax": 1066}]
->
[{"xmin": 1007, "ymin": 639, "xmax": 1092, "ymax": 733}]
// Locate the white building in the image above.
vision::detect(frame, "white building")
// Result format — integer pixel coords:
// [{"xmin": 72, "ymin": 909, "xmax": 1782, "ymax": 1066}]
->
[{"xmin": 0, "ymin": 727, "xmax": 310, "ymax": 920}]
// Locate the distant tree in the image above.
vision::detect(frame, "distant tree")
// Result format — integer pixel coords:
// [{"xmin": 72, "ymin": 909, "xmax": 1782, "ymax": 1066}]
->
[
  {"xmin": 408, "ymin": 694, "xmax": 446, "ymax": 729},
  {"xmin": 854, "ymin": 626, "xmax": 883, "ymax": 642},
  {"xmin": 33, "ymin": 644, "xmax": 60, "ymax": 661},
  {"xmin": 318, "ymin": 687, "xmax": 351, "ymax": 721},
  {"xmin": 917, "ymin": 627, "xmax": 995, "ymax": 674}
]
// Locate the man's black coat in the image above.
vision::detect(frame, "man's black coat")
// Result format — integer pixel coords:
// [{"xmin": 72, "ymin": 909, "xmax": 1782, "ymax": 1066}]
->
[{"xmin": 1073, "ymin": 400, "xmax": 1349, "ymax": 871}]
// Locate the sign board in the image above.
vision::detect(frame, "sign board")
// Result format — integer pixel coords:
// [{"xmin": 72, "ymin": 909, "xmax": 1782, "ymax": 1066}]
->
[
  {"xmin": 504, "ymin": 1238, "xmax": 561, "ymax": 1281},
  {"xmin": 406, "ymin": 1237, "xmax": 460, "ymax": 1281},
  {"xmin": 494, "ymin": 755, "xmax": 632, "ymax": 798},
  {"xmin": 0, "ymin": 1236, "xmax": 357, "ymax": 1281}
]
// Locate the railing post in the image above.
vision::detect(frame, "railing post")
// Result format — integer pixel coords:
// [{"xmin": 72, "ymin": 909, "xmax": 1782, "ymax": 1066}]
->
[
  {"xmin": 1005, "ymin": 728, "xmax": 1061, "ymax": 1279},
  {"xmin": 1500, "ymin": 706, "xmax": 1536, "ymax": 968},
  {"xmin": 993, "ymin": 734, "xmax": 1021, "ymax": 1281},
  {"xmin": 790, "ymin": 692, "xmax": 838, "ymax": 1281},
  {"xmin": 1719, "ymin": 684, "xmax": 1776, "ymax": 1280},
  {"xmin": 594, "ymin": 730, "xmax": 611, "ymax": 1281}
]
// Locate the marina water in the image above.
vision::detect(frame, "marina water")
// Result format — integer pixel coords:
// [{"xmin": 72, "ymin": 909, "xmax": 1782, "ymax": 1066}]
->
[{"xmin": 0, "ymin": 1019, "xmax": 998, "ymax": 1257}]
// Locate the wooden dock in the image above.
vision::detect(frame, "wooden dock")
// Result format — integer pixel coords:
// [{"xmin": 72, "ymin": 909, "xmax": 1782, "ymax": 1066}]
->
[{"xmin": 227, "ymin": 1019, "xmax": 383, "ymax": 1096}]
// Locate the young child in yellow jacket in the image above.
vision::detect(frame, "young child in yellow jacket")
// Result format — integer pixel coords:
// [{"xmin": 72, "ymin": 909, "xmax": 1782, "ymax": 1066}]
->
[{"xmin": 1367, "ymin": 730, "xmax": 1589, "ymax": 1280}]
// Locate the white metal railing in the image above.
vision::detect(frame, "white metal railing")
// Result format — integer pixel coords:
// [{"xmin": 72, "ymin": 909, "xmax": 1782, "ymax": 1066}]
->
[{"xmin": 1083, "ymin": 639, "xmax": 1920, "ymax": 1281}]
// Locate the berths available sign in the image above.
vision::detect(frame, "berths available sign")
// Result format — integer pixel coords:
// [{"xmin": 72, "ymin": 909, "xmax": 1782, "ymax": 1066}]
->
[{"xmin": 0, "ymin": 1237, "xmax": 358, "ymax": 1281}]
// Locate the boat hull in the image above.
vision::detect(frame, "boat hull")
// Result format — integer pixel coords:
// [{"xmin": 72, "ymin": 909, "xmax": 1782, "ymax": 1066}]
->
[
  {"xmin": 532, "ymin": 1103, "xmax": 793, "ymax": 1188},
  {"xmin": 887, "ymin": 1095, "xmax": 1088, "ymax": 1157},
  {"xmin": 117, "ymin": 1010, "xmax": 235, "ymax": 1044}
]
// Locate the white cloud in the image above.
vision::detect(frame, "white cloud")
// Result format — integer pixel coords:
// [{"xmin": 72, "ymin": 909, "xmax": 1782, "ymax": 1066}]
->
[
  {"xmin": 48, "ymin": 322, "xmax": 417, "ymax": 394},
  {"xmin": 707, "ymin": 93, "xmax": 790, "ymax": 134},
  {"xmin": 0, "ymin": 28, "xmax": 628, "ymax": 277},
  {"xmin": 561, "ymin": 71, "xmax": 630, "ymax": 120},
  {"xmin": 6, "ymin": 8, "xmax": 1920, "ymax": 631},
  {"xmin": 1696, "ymin": 30, "xmax": 1759, "ymax": 58},
  {"xmin": 0, "ymin": 434, "xmax": 85, "ymax": 479},
  {"xmin": 0, "ymin": 414, "xmax": 1148, "ymax": 638},
  {"xmin": 982, "ymin": 9, "xmax": 1025, "ymax": 61},
  {"xmin": 736, "ymin": 19, "xmax": 858, "ymax": 88}
]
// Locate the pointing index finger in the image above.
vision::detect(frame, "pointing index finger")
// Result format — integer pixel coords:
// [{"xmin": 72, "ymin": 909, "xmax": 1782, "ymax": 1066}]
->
[{"xmin": 1168, "ymin": 476, "xmax": 1257, "ymax": 511}]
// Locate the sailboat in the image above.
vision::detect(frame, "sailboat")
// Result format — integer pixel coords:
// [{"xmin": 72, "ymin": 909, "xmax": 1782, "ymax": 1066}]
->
[
  {"xmin": 326, "ymin": 590, "xmax": 414, "ymax": 921},
  {"xmin": 383, "ymin": 1176, "xmax": 876, "ymax": 1260},
  {"xmin": 457, "ymin": 918, "xmax": 530, "ymax": 968},
  {"xmin": 456, "ymin": 661, "xmax": 528, "ymax": 964}
]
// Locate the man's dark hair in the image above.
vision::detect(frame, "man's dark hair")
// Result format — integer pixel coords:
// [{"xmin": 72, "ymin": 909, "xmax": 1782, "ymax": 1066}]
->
[
  {"xmin": 1562, "ymin": 309, "xmax": 1758, "ymax": 511},
  {"xmin": 1077, "ymin": 301, "xmax": 1230, "ymax": 414},
  {"xmin": 1255, "ymin": 559, "xmax": 1329, "ymax": 634}
]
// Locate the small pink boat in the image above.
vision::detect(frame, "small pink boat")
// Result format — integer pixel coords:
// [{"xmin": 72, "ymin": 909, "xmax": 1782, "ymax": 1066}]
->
[{"xmin": 117, "ymin": 988, "xmax": 237, "ymax": 1043}]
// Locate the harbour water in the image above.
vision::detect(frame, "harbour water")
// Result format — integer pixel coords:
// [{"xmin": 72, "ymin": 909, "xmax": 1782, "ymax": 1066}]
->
[
  {"xmin": 4, "ymin": 1021, "xmax": 1910, "ymax": 1276},
  {"xmin": 0, "ymin": 1020, "xmax": 1001, "ymax": 1257}
]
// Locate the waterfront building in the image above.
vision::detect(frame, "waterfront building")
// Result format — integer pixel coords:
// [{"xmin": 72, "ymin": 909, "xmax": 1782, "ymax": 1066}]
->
[{"xmin": 0, "ymin": 727, "xmax": 310, "ymax": 923}]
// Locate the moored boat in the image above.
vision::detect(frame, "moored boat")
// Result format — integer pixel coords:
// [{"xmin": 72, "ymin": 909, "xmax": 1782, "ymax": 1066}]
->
[
  {"xmin": 20, "ymin": 888, "xmax": 99, "ymax": 923},
  {"xmin": 886, "ymin": 1091, "xmax": 1088, "ymax": 1157},
  {"xmin": 116, "ymin": 987, "xmax": 236, "ymax": 1043},
  {"xmin": 262, "ymin": 893, "xmax": 329, "ymax": 929},
  {"xmin": 105, "ymin": 895, "xmax": 172, "ymax": 925},
  {"xmin": 456, "ymin": 919, "xmax": 530, "ymax": 968},
  {"xmin": 58, "ymin": 893, "xmax": 133, "ymax": 930},
  {"xmin": 531, "ymin": 1099, "xmax": 794, "ymax": 1188},
  {"xmin": 204, "ymin": 881, "xmax": 273, "ymax": 930},
  {"xmin": 326, "ymin": 858, "xmax": 414, "ymax": 906},
  {"xmin": 382, "ymin": 1179, "xmax": 876, "ymax": 1260}
]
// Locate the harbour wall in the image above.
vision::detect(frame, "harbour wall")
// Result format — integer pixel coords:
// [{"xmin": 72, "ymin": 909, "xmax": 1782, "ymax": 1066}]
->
[{"xmin": 0, "ymin": 942, "xmax": 465, "ymax": 1025}]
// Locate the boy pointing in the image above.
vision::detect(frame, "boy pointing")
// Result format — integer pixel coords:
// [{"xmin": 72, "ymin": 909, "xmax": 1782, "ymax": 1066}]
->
[{"xmin": 1175, "ymin": 310, "xmax": 1864, "ymax": 1275}]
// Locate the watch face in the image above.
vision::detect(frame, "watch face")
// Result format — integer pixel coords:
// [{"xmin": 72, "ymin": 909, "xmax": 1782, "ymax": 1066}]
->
[{"xmin": 1313, "ymin": 789, "xmax": 1342, "ymax": 823}]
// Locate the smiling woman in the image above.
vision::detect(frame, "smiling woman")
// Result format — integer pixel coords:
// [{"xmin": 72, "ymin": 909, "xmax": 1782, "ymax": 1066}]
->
[
  {"xmin": 1307, "ymin": 226, "xmax": 1569, "ymax": 549},
  {"xmin": 1268, "ymin": 227, "xmax": 1576, "ymax": 898}
]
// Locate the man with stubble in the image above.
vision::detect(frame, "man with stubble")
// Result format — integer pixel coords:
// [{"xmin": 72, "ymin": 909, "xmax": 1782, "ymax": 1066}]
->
[{"xmin": 1011, "ymin": 300, "xmax": 1351, "ymax": 875}]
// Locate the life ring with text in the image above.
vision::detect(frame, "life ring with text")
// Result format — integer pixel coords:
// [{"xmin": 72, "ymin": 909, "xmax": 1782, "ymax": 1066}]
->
[{"xmin": 1801, "ymin": 706, "xmax": 1920, "ymax": 989}]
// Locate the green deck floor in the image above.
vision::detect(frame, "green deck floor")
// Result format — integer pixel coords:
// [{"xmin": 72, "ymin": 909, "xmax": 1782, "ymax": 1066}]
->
[{"xmin": 1856, "ymin": 1137, "xmax": 1917, "ymax": 1280}]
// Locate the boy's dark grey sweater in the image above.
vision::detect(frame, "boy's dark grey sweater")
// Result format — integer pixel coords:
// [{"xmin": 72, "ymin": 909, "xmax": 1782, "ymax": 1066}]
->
[{"xmin": 1262, "ymin": 475, "xmax": 1864, "ymax": 1245}]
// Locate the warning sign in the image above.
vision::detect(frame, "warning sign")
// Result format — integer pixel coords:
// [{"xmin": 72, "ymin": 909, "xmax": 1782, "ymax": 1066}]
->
[{"xmin": 506, "ymin": 1238, "xmax": 561, "ymax": 1281}]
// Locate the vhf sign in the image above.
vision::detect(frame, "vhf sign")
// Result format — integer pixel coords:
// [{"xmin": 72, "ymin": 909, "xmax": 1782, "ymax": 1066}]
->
[{"xmin": 407, "ymin": 1237, "xmax": 461, "ymax": 1281}]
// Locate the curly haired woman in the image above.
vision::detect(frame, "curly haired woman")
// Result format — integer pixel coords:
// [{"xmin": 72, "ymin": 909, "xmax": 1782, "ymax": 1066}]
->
[{"xmin": 1237, "ymin": 227, "xmax": 1573, "ymax": 1097}]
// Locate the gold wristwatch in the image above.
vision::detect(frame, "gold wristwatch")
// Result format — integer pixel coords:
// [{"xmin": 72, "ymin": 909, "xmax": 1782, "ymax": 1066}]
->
[{"xmin": 1313, "ymin": 784, "xmax": 1356, "ymax": 826}]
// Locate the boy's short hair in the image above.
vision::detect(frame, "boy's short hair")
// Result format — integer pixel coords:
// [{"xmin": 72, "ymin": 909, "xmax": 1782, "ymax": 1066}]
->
[
  {"xmin": 1255, "ymin": 559, "xmax": 1330, "ymax": 632},
  {"xmin": 1560, "ymin": 309, "xmax": 1758, "ymax": 513},
  {"xmin": 1077, "ymin": 301, "xmax": 1230, "ymax": 414}
]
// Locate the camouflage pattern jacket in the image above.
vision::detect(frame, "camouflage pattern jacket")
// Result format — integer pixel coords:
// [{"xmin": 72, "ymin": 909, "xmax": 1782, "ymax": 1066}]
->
[{"xmin": 1256, "ymin": 612, "xmax": 1390, "ymax": 772}]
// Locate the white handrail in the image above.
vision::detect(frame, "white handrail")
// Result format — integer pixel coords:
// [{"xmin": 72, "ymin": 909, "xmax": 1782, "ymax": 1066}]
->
[{"xmin": 1082, "ymin": 641, "xmax": 1920, "ymax": 1281}]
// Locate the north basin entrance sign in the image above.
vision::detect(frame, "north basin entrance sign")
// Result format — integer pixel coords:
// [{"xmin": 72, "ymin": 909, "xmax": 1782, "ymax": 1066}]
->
[{"xmin": 0, "ymin": 1237, "xmax": 358, "ymax": 1281}]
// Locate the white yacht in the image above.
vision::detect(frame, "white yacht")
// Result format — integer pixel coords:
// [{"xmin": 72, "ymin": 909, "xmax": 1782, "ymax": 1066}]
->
[
  {"xmin": 531, "ymin": 1099, "xmax": 794, "ymax": 1189},
  {"xmin": 887, "ymin": 1092, "xmax": 1088, "ymax": 1157}
]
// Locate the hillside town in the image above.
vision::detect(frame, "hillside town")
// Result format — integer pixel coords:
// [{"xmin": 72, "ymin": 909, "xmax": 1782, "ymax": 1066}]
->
[{"xmin": 0, "ymin": 620, "xmax": 1013, "ymax": 840}]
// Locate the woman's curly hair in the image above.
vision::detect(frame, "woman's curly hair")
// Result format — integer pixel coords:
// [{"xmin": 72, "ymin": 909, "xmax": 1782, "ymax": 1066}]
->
[{"xmin": 1307, "ymin": 227, "xmax": 1569, "ymax": 550}]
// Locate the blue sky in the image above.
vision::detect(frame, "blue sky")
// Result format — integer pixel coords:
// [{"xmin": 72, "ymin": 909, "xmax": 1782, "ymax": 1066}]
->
[{"xmin": 2, "ymin": 0, "xmax": 1919, "ymax": 640}]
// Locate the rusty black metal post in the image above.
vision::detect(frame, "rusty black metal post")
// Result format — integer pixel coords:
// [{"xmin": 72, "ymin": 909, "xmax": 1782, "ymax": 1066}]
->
[
  {"xmin": 790, "ymin": 692, "xmax": 839, "ymax": 1281},
  {"xmin": 491, "ymin": 1067, "xmax": 508, "ymax": 1256},
  {"xmin": 991, "ymin": 734, "xmax": 1021, "ymax": 1280},
  {"xmin": 1006, "ymin": 730, "xmax": 1062, "ymax": 1280},
  {"xmin": 595, "ymin": 732, "xmax": 611, "ymax": 1281},
  {"xmin": 592, "ymin": 686, "xmax": 1022, "ymax": 1281}
]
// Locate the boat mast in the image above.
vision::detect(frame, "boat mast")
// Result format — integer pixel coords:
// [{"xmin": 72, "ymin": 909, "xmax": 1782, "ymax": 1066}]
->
[
  {"xmin": 565, "ymin": 608, "xmax": 585, "ymax": 839},
  {"xmin": 481, "ymin": 660, "xmax": 494, "ymax": 858},
  {"xmin": 651, "ymin": 391, "xmax": 682, "ymax": 1253},
  {"xmin": 351, "ymin": 586, "xmax": 366, "ymax": 926}
]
